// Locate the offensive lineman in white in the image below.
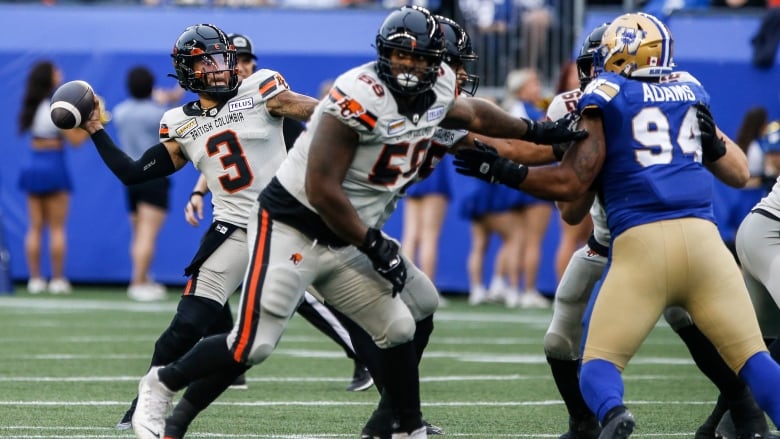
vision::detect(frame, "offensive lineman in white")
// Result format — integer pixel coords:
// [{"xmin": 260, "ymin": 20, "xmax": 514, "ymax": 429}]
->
[
  {"xmin": 77, "ymin": 24, "xmax": 321, "ymax": 436},
  {"xmin": 736, "ymin": 121, "xmax": 780, "ymax": 391},
  {"xmin": 129, "ymin": 7, "xmax": 586, "ymax": 439}
]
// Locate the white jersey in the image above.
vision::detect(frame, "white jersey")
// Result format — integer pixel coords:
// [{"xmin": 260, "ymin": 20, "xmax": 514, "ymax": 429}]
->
[
  {"xmin": 160, "ymin": 69, "xmax": 290, "ymax": 228},
  {"xmin": 546, "ymin": 87, "xmax": 612, "ymax": 247},
  {"xmin": 754, "ymin": 176, "xmax": 780, "ymax": 216},
  {"xmin": 276, "ymin": 61, "xmax": 459, "ymax": 229}
]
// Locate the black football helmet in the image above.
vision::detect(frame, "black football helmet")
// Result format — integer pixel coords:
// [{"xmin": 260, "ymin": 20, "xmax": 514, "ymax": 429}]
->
[
  {"xmin": 228, "ymin": 33, "xmax": 257, "ymax": 61},
  {"xmin": 171, "ymin": 24, "xmax": 239, "ymax": 98},
  {"xmin": 575, "ymin": 23, "xmax": 609, "ymax": 91},
  {"xmin": 435, "ymin": 15, "xmax": 479, "ymax": 96},
  {"xmin": 375, "ymin": 6, "xmax": 445, "ymax": 96}
]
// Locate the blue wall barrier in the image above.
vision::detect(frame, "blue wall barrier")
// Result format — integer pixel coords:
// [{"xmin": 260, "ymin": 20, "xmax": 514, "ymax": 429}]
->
[{"xmin": 1, "ymin": 6, "xmax": 778, "ymax": 294}]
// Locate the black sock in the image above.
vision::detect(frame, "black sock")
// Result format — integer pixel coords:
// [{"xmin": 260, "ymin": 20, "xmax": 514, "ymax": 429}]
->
[
  {"xmin": 768, "ymin": 338, "xmax": 780, "ymax": 363},
  {"xmin": 336, "ymin": 308, "xmax": 385, "ymax": 393},
  {"xmin": 547, "ymin": 357, "xmax": 595, "ymax": 421},
  {"xmin": 413, "ymin": 315, "xmax": 434, "ymax": 364},
  {"xmin": 150, "ymin": 296, "xmax": 223, "ymax": 367},
  {"xmin": 158, "ymin": 334, "xmax": 241, "ymax": 391},
  {"xmin": 380, "ymin": 341, "xmax": 421, "ymax": 432},
  {"xmin": 676, "ymin": 324, "xmax": 745, "ymax": 399},
  {"xmin": 164, "ymin": 398, "xmax": 198, "ymax": 437},
  {"xmin": 203, "ymin": 303, "xmax": 234, "ymax": 337},
  {"xmin": 181, "ymin": 365, "xmax": 249, "ymax": 413}
]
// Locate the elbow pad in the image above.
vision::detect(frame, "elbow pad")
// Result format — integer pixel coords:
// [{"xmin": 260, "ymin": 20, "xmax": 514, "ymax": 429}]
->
[{"xmin": 91, "ymin": 129, "xmax": 176, "ymax": 185}]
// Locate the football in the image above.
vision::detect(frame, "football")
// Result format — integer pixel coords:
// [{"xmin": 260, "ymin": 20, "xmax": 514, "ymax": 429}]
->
[{"xmin": 50, "ymin": 80, "xmax": 95, "ymax": 130}]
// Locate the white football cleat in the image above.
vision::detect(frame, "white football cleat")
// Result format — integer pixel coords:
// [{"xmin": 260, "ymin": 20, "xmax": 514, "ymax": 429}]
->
[
  {"xmin": 132, "ymin": 366, "xmax": 174, "ymax": 439},
  {"xmin": 391, "ymin": 426, "xmax": 427, "ymax": 438}
]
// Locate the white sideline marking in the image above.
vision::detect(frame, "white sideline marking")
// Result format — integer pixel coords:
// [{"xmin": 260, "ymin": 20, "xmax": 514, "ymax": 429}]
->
[
  {"xmin": 0, "ymin": 399, "xmax": 713, "ymax": 407},
  {"xmin": 0, "ymin": 349, "xmax": 696, "ymax": 365},
  {"xmin": 0, "ymin": 373, "xmax": 704, "ymax": 384},
  {"xmin": 0, "ymin": 425, "xmax": 703, "ymax": 438}
]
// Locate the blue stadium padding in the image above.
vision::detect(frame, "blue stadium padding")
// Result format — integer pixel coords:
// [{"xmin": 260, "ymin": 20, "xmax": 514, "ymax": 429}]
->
[{"xmin": 0, "ymin": 6, "xmax": 777, "ymax": 295}]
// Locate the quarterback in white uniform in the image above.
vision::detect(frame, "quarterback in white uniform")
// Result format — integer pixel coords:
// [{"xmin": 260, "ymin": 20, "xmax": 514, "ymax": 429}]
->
[
  {"xmin": 129, "ymin": 8, "xmax": 586, "ymax": 439},
  {"xmin": 78, "ymin": 24, "xmax": 320, "ymax": 436}
]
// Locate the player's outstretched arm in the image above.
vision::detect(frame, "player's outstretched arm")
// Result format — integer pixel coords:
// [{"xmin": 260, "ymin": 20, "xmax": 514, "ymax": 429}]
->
[
  {"xmin": 453, "ymin": 134, "xmax": 558, "ymax": 166},
  {"xmin": 443, "ymin": 96, "xmax": 587, "ymax": 146},
  {"xmin": 454, "ymin": 112, "xmax": 603, "ymax": 201},
  {"xmin": 81, "ymin": 95, "xmax": 187, "ymax": 186},
  {"xmin": 266, "ymin": 90, "xmax": 319, "ymax": 122}
]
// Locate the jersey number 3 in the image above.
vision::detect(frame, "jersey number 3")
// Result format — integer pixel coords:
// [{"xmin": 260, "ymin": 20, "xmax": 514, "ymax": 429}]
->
[{"xmin": 206, "ymin": 130, "xmax": 254, "ymax": 193}]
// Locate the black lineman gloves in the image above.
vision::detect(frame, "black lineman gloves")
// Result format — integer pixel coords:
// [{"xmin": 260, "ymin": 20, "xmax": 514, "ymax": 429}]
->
[
  {"xmin": 696, "ymin": 103, "xmax": 727, "ymax": 162},
  {"xmin": 454, "ymin": 139, "xmax": 529, "ymax": 188},
  {"xmin": 520, "ymin": 117, "xmax": 588, "ymax": 145},
  {"xmin": 359, "ymin": 228, "xmax": 407, "ymax": 296}
]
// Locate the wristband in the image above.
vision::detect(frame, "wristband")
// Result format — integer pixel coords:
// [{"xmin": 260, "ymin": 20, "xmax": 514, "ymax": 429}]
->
[{"xmin": 190, "ymin": 191, "xmax": 206, "ymax": 198}]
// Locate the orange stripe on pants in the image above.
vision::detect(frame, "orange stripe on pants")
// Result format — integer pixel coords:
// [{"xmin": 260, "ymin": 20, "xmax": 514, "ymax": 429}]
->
[{"xmin": 232, "ymin": 209, "xmax": 269, "ymax": 362}]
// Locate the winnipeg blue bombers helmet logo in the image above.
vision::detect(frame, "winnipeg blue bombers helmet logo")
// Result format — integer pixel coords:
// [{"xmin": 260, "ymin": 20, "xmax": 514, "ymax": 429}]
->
[{"xmin": 614, "ymin": 27, "xmax": 646, "ymax": 56}]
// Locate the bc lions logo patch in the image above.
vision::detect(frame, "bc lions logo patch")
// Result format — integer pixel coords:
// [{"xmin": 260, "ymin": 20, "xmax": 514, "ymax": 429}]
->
[
  {"xmin": 290, "ymin": 253, "xmax": 303, "ymax": 265},
  {"xmin": 337, "ymin": 96, "xmax": 365, "ymax": 119}
]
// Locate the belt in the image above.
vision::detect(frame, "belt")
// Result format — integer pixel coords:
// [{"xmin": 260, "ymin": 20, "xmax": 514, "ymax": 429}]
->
[
  {"xmin": 587, "ymin": 234, "xmax": 609, "ymax": 258},
  {"xmin": 751, "ymin": 208, "xmax": 780, "ymax": 222}
]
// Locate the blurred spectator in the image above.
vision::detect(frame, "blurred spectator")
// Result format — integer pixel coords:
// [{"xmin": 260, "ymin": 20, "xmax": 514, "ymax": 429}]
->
[
  {"xmin": 711, "ymin": 0, "xmax": 769, "ymax": 6},
  {"xmin": 750, "ymin": 2, "xmax": 780, "ymax": 68},
  {"xmin": 499, "ymin": 67, "xmax": 552, "ymax": 308},
  {"xmin": 714, "ymin": 107, "xmax": 770, "ymax": 259},
  {"xmin": 735, "ymin": 106, "xmax": 769, "ymax": 189},
  {"xmin": 112, "ymin": 66, "xmax": 173, "ymax": 301},
  {"xmin": 642, "ymin": 0, "xmax": 710, "ymax": 20},
  {"xmin": 17, "ymin": 61, "xmax": 89, "ymax": 294},
  {"xmin": 761, "ymin": 120, "xmax": 780, "ymax": 179},
  {"xmin": 515, "ymin": 0, "xmax": 553, "ymax": 69},
  {"xmin": 460, "ymin": 181, "xmax": 526, "ymax": 307}
]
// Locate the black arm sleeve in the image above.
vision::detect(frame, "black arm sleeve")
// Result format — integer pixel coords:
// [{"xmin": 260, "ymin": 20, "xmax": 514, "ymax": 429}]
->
[{"xmin": 90, "ymin": 129, "xmax": 177, "ymax": 185}]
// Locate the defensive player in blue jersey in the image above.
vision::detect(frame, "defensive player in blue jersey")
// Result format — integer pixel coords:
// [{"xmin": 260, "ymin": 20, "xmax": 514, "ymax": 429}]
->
[{"xmin": 454, "ymin": 12, "xmax": 780, "ymax": 438}]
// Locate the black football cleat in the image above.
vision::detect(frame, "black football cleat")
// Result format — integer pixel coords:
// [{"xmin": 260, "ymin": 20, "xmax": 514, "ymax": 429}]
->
[
  {"xmin": 361, "ymin": 409, "xmax": 392, "ymax": 439},
  {"xmin": 598, "ymin": 406, "xmax": 635, "ymax": 439},
  {"xmin": 560, "ymin": 415, "xmax": 601, "ymax": 439},
  {"xmin": 423, "ymin": 419, "xmax": 444, "ymax": 435},
  {"xmin": 115, "ymin": 397, "xmax": 137, "ymax": 430},
  {"xmin": 347, "ymin": 361, "xmax": 374, "ymax": 392},
  {"xmin": 723, "ymin": 388, "xmax": 771, "ymax": 439},
  {"xmin": 228, "ymin": 373, "xmax": 248, "ymax": 390}
]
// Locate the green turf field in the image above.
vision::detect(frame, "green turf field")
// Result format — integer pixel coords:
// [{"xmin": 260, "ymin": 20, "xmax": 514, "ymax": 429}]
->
[{"xmin": 0, "ymin": 286, "xmax": 766, "ymax": 438}]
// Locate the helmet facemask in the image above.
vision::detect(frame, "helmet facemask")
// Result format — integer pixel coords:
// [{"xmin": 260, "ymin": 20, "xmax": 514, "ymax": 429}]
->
[
  {"xmin": 437, "ymin": 15, "xmax": 480, "ymax": 96},
  {"xmin": 576, "ymin": 23, "xmax": 608, "ymax": 91},
  {"xmin": 377, "ymin": 47, "xmax": 443, "ymax": 96},
  {"xmin": 375, "ymin": 6, "xmax": 445, "ymax": 97},
  {"xmin": 171, "ymin": 24, "xmax": 239, "ymax": 100}
]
